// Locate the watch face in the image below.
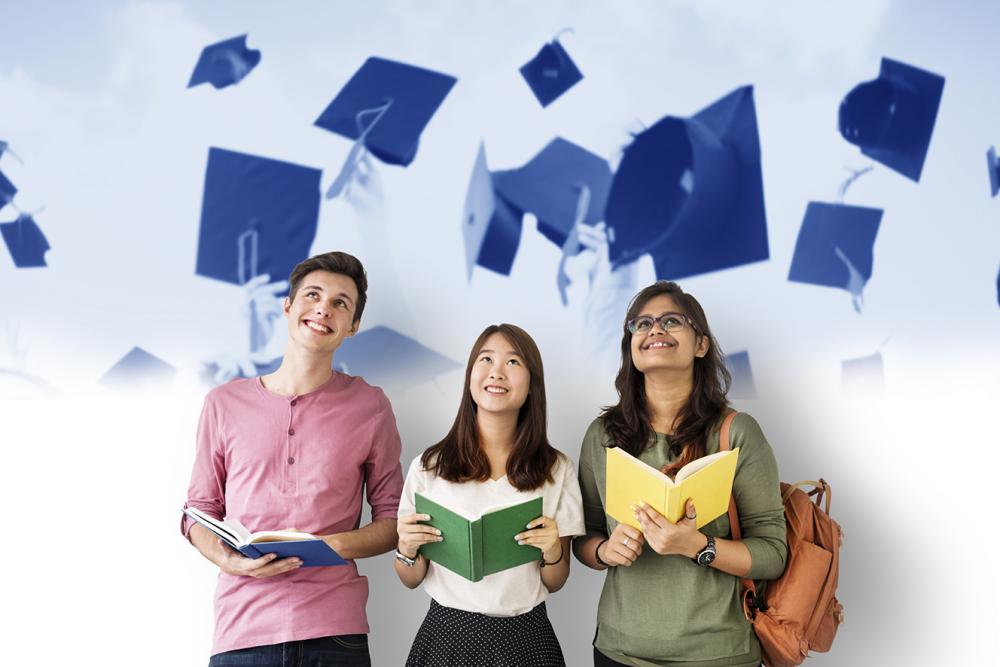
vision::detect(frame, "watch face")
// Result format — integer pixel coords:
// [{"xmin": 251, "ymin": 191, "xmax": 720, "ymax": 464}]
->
[{"xmin": 697, "ymin": 550, "xmax": 716, "ymax": 566}]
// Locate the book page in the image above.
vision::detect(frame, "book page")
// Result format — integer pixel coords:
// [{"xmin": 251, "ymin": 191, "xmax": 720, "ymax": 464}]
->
[
  {"xmin": 248, "ymin": 531, "xmax": 317, "ymax": 544},
  {"xmin": 675, "ymin": 449, "xmax": 738, "ymax": 483}
]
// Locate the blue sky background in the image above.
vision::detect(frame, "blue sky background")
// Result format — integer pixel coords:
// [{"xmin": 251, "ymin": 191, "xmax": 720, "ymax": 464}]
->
[{"xmin": 2, "ymin": 2, "xmax": 998, "ymax": 664}]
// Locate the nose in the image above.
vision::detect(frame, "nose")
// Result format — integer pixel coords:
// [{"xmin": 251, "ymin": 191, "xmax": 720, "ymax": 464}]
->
[{"xmin": 489, "ymin": 366, "xmax": 505, "ymax": 380}]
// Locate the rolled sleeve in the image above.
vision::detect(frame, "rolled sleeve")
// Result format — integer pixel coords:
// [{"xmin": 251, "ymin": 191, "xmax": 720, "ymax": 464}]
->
[
  {"xmin": 362, "ymin": 392, "xmax": 404, "ymax": 521},
  {"xmin": 731, "ymin": 413, "xmax": 788, "ymax": 580},
  {"xmin": 181, "ymin": 394, "xmax": 228, "ymax": 541}
]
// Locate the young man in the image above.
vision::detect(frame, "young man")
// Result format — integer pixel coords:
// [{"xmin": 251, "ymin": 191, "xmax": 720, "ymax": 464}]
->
[{"xmin": 182, "ymin": 251, "xmax": 403, "ymax": 666}]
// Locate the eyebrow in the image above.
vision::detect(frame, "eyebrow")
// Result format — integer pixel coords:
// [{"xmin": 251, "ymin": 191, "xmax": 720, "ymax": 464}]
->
[
  {"xmin": 300, "ymin": 285, "xmax": 355, "ymax": 306},
  {"xmin": 478, "ymin": 349, "xmax": 521, "ymax": 356}
]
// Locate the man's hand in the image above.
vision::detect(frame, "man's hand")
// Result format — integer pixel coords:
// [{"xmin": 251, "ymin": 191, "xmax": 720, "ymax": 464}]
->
[{"xmin": 213, "ymin": 538, "xmax": 302, "ymax": 578}]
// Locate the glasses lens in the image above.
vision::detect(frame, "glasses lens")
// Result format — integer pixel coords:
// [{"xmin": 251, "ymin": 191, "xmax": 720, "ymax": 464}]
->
[
  {"xmin": 628, "ymin": 316, "xmax": 654, "ymax": 334},
  {"xmin": 660, "ymin": 314, "xmax": 685, "ymax": 332}
]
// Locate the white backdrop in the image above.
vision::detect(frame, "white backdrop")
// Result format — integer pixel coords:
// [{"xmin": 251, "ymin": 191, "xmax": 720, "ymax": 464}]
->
[{"xmin": 2, "ymin": 1, "xmax": 999, "ymax": 665}]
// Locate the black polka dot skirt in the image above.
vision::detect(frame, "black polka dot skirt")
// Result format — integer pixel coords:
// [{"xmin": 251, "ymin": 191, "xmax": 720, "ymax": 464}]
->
[{"xmin": 406, "ymin": 599, "xmax": 567, "ymax": 667}]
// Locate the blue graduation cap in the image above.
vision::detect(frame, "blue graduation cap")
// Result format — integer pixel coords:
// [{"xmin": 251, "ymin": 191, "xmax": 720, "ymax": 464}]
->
[
  {"xmin": 314, "ymin": 57, "xmax": 457, "ymax": 170},
  {"xmin": 987, "ymin": 146, "xmax": 1000, "ymax": 198},
  {"xmin": 788, "ymin": 202, "xmax": 882, "ymax": 313},
  {"xmin": 333, "ymin": 326, "xmax": 460, "ymax": 393},
  {"xmin": 724, "ymin": 350, "xmax": 757, "ymax": 400},
  {"xmin": 195, "ymin": 147, "xmax": 322, "ymax": 289},
  {"xmin": 841, "ymin": 352, "xmax": 884, "ymax": 395},
  {"xmin": 493, "ymin": 137, "xmax": 611, "ymax": 302},
  {"xmin": 0, "ymin": 169, "xmax": 17, "ymax": 213},
  {"xmin": 839, "ymin": 57, "xmax": 944, "ymax": 183},
  {"xmin": 187, "ymin": 34, "xmax": 261, "ymax": 90},
  {"xmin": 100, "ymin": 347, "xmax": 177, "ymax": 393},
  {"xmin": 519, "ymin": 32, "xmax": 583, "ymax": 108},
  {"xmin": 493, "ymin": 137, "xmax": 611, "ymax": 250},
  {"xmin": 1, "ymin": 214, "xmax": 49, "ymax": 268},
  {"xmin": 462, "ymin": 142, "xmax": 524, "ymax": 280},
  {"xmin": 605, "ymin": 86, "xmax": 769, "ymax": 280}
]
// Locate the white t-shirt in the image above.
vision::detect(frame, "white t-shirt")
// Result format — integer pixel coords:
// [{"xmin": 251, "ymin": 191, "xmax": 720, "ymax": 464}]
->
[{"xmin": 397, "ymin": 451, "xmax": 586, "ymax": 616}]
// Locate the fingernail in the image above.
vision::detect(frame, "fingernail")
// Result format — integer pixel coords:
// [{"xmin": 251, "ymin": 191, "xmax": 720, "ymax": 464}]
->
[
  {"xmin": 517, "ymin": 540, "xmax": 525, "ymax": 546},
  {"xmin": 435, "ymin": 529, "xmax": 442, "ymax": 536},
  {"xmin": 526, "ymin": 523, "xmax": 532, "ymax": 529},
  {"xmin": 639, "ymin": 501, "xmax": 648, "ymax": 509}
]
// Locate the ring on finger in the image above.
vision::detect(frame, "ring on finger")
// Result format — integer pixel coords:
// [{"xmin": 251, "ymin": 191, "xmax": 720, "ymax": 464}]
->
[{"xmin": 623, "ymin": 536, "xmax": 631, "ymax": 548}]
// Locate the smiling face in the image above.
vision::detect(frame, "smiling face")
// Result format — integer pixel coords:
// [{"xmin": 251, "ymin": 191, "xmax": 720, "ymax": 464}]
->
[
  {"xmin": 283, "ymin": 270, "xmax": 359, "ymax": 357},
  {"xmin": 629, "ymin": 294, "xmax": 708, "ymax": 376},
  {"xmin": 469, "ymin": 332, "xmax": 531, "ymax": 417}
]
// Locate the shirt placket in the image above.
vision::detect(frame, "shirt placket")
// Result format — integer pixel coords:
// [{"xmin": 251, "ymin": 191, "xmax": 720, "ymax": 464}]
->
[{"xmin": 282, "ymin": 395, "xmax": 299, "ymax": 495}]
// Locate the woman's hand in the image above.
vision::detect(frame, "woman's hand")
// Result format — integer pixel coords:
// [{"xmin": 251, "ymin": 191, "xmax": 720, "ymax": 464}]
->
[
  {"xmin": 516, "ymin": 516, "xmax": 561, "ymax": 563},
  {"xmin": 634, "ymin": 500, "xmax": 706, "ymax": 557},
  {"xmin": 396, "ymin": 513, "xmax": 442, "ymax": 559},
  {"xmin": 598, "ymin": 523, "xmax": 645, "ymax": 567}
]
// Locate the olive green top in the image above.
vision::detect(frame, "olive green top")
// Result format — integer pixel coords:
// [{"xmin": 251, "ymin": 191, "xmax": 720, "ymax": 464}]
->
[{"xmin": 578, "ymin": 413, "xmax": 787, "ymax": 667}]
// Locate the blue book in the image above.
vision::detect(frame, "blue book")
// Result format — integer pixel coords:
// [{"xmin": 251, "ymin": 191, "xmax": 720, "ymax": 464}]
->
[{"xmin": 184, "ymin": 507, "xmax": 346, "ymax": 567}]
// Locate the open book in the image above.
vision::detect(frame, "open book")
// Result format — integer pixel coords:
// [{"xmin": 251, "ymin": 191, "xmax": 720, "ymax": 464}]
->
[
  {"xmin": 606, "ymin": 447, "xmax": 739, "ymax": 530},
  {"xmin": 414, "ymin": 493, "xmax": 543, "ymax": 582},
  {"xmin": 184, "ymin": 507, "xmax": 347, "ymax": 567}
]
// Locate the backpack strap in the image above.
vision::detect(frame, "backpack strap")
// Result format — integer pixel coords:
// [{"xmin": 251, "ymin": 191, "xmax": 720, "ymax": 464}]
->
[{"xmin": 718, "ymin": 410, "xmax": 760, "ymax": 620}]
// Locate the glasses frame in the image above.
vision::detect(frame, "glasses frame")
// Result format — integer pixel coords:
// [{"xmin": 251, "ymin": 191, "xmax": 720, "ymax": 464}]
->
[{"xmin": 626, "ymin": 311, "xmax": 700, "ymax": 336}]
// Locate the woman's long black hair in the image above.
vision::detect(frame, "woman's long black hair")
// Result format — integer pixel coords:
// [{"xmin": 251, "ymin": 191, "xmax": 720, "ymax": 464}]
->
[{"xmin": 600, "ymin": 281, "xmax": 732, "ymax": 474}]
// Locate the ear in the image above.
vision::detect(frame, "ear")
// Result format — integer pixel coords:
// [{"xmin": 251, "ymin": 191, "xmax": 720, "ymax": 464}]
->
[
  {"xmin": 695, "ymin": 335, "xmax": 710, "ymax": 358},
  {"xmin": 283, "ymin": 296, "xmax": 292, "ymax": 315},
  {"xmin": 347, "ymin": 319, "xmax": 360, "ymax": 337}
]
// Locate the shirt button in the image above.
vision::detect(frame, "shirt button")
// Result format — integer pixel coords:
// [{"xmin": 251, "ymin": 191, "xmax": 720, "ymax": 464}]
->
[
  {"xmin": 287, "ymin": 457, "xmax": 295, "ymax": 465},
  {"xmin": 290, "ymin": 400, "xmax": 297, "ymax": 407},
  {"xmin": 288, "ymin": 428, "xmax": 295, "ymax": 435}
]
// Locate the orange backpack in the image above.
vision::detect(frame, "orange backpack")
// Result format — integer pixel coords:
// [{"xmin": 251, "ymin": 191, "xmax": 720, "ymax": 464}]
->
[{"xmin": 719, "ymin": 413, "xmax": 844, "ymax": 667}]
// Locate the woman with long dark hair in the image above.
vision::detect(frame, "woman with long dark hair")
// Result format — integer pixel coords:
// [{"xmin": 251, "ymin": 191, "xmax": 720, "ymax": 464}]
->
[
  {"xmin": 395, "ymin": 324, "xmax": 584, "ymax": 666},
  {"xmin": 573, "ymin": 282, "xmax": 787, "ymax": 667}
]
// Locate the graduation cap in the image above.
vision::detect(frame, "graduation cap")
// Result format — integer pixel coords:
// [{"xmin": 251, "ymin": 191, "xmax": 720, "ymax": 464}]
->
[
  {"xmin": 462, "ymin": 142, "xmax": 524, "ymax": 280},
  {"xmin": 519, "ymin": 31, "xmax": 583, "ymax": 107},
  {"xmin": 492, "ymin": 137, "xmax": 611, "ymax": 302},
  {"xmin": 314, "ymin": 57, "xmax": 456, "ymax": 197},
  {"xmin": 987, "ymin": 146, "xmax": 1000, "ymax": 198},
  {"xmin": 195, "ymin": 147, "xmax": 322, "ymax": 289},
  {"xmin": 841, "ymin": 352, "xmax": 884, "ymax": 396},
  {"xmin": 0, "ymin": 141, "xmax": 23, "ymax": 164},
  {"xmin": 1, "ymin": 214, "xmax": 49, "ymax": 268},
  {"xmin": 605, "ymin": 86, "xmax": 769, "ymax": 280},
  {"xmin": 788, "ymin": 202, "xmax": 882, "ymax": 313},
  {"xmin": 839, "ymin": 57, "xmax": 944, "ymax": 183},
  {"xmin": 332, "ymin": 326, "xmax": 460, "ymax": 393},
  {"xmin": 187, "ymin": 34, "xmax": 261, "ymax": 89},
  {"xmin": 100, "ymin": 347, "xmax": 177, "ymax": 394},
  {"xmin": 0, "ymin": 169, "xmax": 17, "ymax": 214},
  {"xmin": 724, "ymin": 350, "xmax": 757, "ymax": 400}
]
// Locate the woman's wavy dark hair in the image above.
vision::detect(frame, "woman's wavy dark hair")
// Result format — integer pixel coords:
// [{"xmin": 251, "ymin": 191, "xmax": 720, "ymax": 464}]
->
[
  {"xmin": 600, "ymin": 281, "xmax": 731, "ymax": 475},
  {"xmin": 421, "ymin": 324, "xmax": 559, "ymax": 491}
]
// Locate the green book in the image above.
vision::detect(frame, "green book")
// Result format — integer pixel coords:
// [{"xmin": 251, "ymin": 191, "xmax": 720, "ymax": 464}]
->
[{"xmin": 414, "ymin": 493, "xmax": 544, "ymax": 582}]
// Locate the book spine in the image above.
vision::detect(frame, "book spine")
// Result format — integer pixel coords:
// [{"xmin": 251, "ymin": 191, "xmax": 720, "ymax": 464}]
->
[
  {"xmin": 470, "ymin": 518, "xmax": 484, "ymax": 582},
  {"xmin": 239, "ymin": 544, "xmax": 265, "ymax": 559}
]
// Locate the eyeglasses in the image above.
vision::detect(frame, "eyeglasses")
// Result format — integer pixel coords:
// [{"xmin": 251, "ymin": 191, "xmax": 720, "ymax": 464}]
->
[{"xmin": 626, "ymin": 312, "xmax": 699, "ymax": 335}]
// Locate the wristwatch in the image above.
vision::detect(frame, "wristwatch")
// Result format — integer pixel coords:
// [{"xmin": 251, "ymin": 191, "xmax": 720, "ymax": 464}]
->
[
  {"xmin": 692, "ymin": 535, "xmax": 716, "ymax": 566},
  {"xmin": 395, "ymin": 549, "xmax": 417, "ymax": 566}
]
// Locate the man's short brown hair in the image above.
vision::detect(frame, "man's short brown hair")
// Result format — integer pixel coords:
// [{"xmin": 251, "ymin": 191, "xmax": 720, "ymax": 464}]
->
[{"xmin": 287, "ymin": 251, "xmax": 368, "ymax": 323}]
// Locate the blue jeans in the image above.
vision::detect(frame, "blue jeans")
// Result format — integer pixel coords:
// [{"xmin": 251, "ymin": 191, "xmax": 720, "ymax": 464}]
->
[{"xmin": 208, "ymin": 634, "xmax": 371, "ymax": 667}]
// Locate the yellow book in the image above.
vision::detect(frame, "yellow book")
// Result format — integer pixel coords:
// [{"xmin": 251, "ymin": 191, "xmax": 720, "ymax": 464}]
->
[{"xmin": 606, "ymin": 446, "xmax": 739, "ymax": 530}]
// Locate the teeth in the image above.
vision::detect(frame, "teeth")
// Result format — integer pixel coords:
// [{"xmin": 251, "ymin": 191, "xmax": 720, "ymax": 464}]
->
[
  {"xmin": 305, "ymin": 321, "xmax": 331, "ymax": 333},
  {"xmin": 485, "ymin": 387, "xmax": 508, "ymax": 394},
  {"xmin": 646, "ymin": 341, "xmax": 673, "ymax": 349}
]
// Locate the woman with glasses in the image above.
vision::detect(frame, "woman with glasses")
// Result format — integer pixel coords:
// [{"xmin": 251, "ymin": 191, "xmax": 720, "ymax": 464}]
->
[
  {"xmin": 573, "ymin": 281, "xmax": 787, "ymax": 667},
  {"xmin": 395, "ymin": 324, "xmax": 585, "ymax": 666}
]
